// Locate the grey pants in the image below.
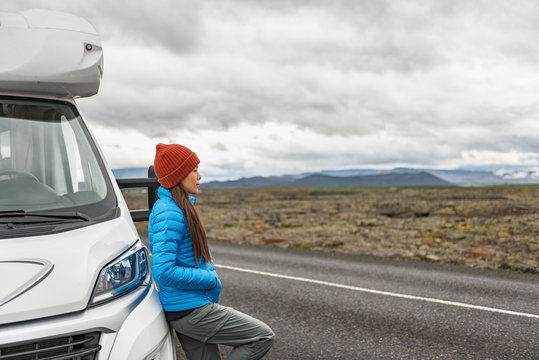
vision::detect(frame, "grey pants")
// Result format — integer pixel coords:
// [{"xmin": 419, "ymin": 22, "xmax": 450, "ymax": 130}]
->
[{"xmin": 170, "ymin": 303, "xmax": 275, "ymax": 360}]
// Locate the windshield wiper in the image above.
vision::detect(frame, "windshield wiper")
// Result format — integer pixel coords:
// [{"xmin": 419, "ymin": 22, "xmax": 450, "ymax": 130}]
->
[{"xmin": 0, "ymin": 210, "xmax": 92, "ymax": 223}]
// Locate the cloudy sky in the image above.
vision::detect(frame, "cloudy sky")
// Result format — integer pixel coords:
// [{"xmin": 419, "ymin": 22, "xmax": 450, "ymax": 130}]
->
[{"xmin": 5, "ymin": 0, "xmax": 539, "ymax": 180}]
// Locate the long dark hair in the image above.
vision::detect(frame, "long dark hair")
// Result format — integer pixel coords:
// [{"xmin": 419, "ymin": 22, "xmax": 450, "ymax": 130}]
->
[{"xmin": 170, "ymin": 183, "xmax": 211, "ymax": 265}]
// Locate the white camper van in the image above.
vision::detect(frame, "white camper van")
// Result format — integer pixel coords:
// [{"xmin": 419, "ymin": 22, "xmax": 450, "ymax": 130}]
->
[{"xmin": 0, "ymin": 9, "xmax": 175, "ymax": 360}]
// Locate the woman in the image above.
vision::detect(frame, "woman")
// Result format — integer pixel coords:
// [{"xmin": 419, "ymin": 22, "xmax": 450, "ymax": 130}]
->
[{"xmin": 149, "ymin": 143, "xmax": 275, "ymax": 360}]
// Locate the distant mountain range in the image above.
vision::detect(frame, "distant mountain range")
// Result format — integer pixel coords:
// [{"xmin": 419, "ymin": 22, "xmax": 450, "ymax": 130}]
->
[
  {"xmin": 201, "ymin": 171, "xmax": 455, "ymax": 188},
  {"xmin": 112, "ymin": 167, "xmax": 539, "ymax": 188}
]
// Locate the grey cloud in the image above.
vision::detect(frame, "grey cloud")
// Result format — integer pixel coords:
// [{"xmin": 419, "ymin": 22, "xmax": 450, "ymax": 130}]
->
[
  {"xmin": 80, "ymin": 2, "xmax": 202, "ymax": 54},
  {"xmin": 7, "ymin": 0, "xmax": 539, "ymax": 169},
  {"xmin": 214, "ymin": 142, "xmax": 227, "ymax": 151}
]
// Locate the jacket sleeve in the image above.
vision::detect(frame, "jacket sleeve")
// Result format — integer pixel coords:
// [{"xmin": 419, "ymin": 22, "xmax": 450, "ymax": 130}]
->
[{"xmin": 150, "ymin": 210, "xmax": 217, "ymax": 291}]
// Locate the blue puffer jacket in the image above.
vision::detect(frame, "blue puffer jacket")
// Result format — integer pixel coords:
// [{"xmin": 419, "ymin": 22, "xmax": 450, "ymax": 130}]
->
[{"xmin": 149, "ymin": 187, "xmax": 221, "ymax": 312}]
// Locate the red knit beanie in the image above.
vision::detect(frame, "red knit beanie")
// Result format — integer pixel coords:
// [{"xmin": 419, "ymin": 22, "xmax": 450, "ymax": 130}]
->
[{"xmin": 154, "ymin": 143, "xmax": 200, "ymax": 189}]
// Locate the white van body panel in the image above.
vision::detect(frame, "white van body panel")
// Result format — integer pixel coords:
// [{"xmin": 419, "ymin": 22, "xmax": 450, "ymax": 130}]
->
[
  {"xmin": 1, "ymin": 281, "xmax": 176, "ymax": 360},
  {"xmin": 0, "ymin": 9, "xmax": 103, "ymax": 98},
  {"xmin": 0, "ymin": 9, "xmax": 175, "ymax": 359},
  {"xmin": 0, "ymin": 214, "xmax": 135, "ymax": 325}
]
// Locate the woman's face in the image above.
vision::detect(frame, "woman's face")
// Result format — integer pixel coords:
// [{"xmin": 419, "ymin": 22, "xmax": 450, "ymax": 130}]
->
[{"xmin": 181, "ymin": 166, "xmax": 202, "ymax": 194}]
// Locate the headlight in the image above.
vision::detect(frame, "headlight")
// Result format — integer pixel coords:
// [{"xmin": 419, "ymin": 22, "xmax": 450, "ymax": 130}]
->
[{"xmin": 89, "ymin": 246, "xmax": 149, "ymax": 306}]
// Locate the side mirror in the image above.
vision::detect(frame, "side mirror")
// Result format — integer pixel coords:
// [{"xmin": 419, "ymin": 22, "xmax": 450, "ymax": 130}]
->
[{"xmin": 116, "ymin": 165, "xmax": 159, "ymax": 222}]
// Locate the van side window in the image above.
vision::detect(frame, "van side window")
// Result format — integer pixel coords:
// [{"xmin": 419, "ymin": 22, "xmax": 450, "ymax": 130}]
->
[{"xmin": 0, "ymin": 130, "xmax": 11, "ymax": 165}]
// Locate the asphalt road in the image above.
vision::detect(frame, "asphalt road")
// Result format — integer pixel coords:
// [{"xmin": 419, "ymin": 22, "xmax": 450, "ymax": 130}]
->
[{"xmin": 167, "ymin": 240, "xmax": 539, "ymax": 360}]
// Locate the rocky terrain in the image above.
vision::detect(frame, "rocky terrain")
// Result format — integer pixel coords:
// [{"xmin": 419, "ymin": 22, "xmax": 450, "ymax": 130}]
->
[{"xmin": 125, "ymin": 186, "xmax": 539, "ymax": 273}]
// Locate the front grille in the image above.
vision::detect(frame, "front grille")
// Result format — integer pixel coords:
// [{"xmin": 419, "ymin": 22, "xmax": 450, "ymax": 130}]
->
[{"xmin": 0, "ymin": 332, "xmax": 101, "ymax": 360}]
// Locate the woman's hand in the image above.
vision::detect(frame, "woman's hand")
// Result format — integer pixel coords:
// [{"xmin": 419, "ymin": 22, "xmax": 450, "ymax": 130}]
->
[{"xmin": 207, "ymin": 276, "xmax": 222, "ymax": 303}]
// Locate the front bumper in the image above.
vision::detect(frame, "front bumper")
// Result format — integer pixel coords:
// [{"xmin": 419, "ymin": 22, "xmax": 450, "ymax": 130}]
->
[{"xmin": 0, "ymin": 283, "xmax": 175, "ymax": 360}]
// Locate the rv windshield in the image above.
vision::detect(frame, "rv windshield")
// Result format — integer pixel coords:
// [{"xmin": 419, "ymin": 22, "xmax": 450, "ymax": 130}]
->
[{"xmin": 0, "ymin": 96, "xmax": 116, "ymax": 219}]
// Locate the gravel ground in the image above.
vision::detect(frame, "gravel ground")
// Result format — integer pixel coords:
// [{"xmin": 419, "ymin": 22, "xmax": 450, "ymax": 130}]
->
[{"xmin": 126, "ymin": 185, "xmax": 539, "ymax": 273}]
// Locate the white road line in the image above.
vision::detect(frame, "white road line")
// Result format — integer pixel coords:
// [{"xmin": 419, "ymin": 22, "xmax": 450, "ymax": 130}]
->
[{"xmin": 215, "ymin": 264, "xmax": 539, "ymax": 320}]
